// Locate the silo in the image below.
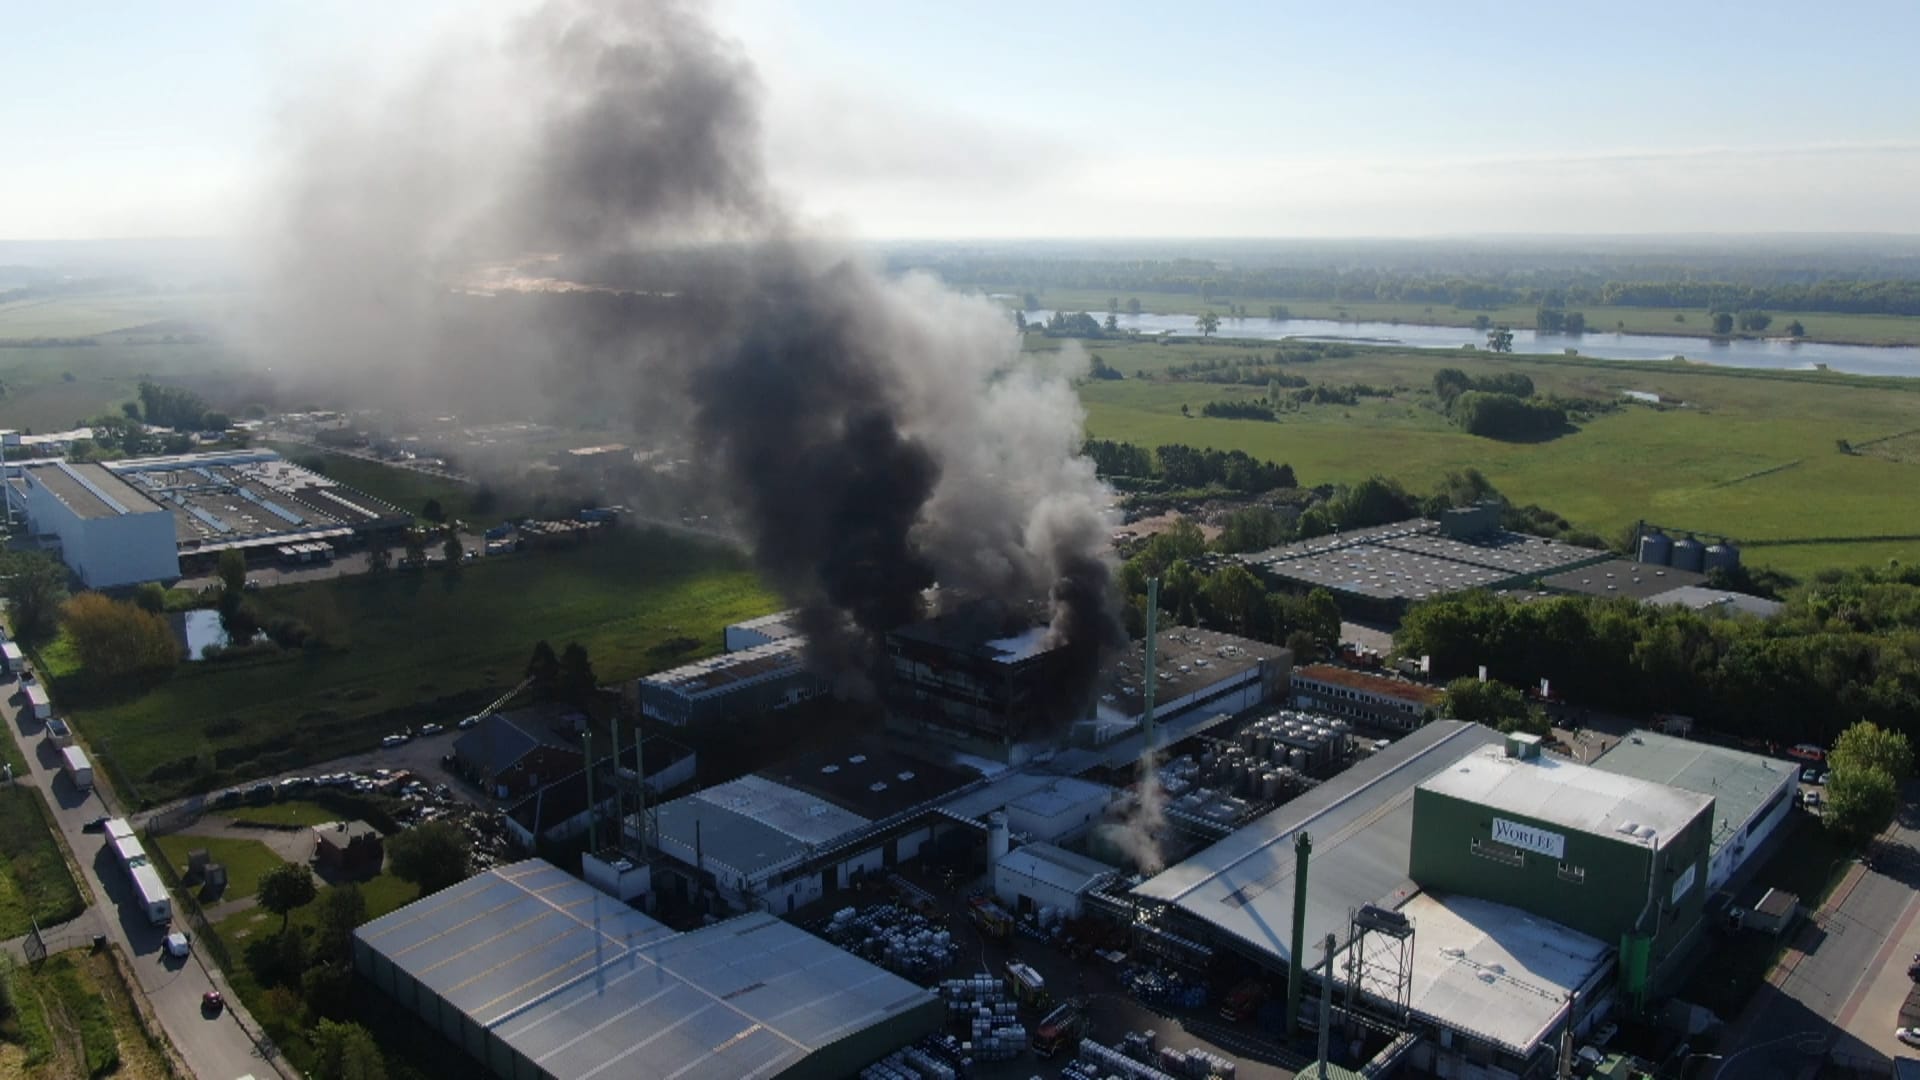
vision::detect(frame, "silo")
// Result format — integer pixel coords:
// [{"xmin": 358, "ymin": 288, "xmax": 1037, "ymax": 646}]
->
[
  {"xmin": 1263, "ymin": 772, "xmax": 1282, "ymax": 801},
  {"xmin": 1705, "ymin": 540, "xmax": 1740, "ymax": 574},
  {"xmin": 1637, "ymin": 528, "xmax": 1673, "ymax": 566},
  {"xmin": 1289, "ymin": 747, "xmax": 1309, "ymax": 770},
  {"xmin": 1672, "ymin": 534, "xmax": 1706, "ymax": 573}
]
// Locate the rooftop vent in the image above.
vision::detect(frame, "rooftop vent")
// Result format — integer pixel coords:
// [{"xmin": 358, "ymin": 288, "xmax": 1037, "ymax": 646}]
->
[
  {"xmin": 869, "ymin": 782, "xmax": 888, "ymax": 793},
  {"xmin": 820, "ymin": 765, "xmax": 839, "ymax": 774},
  {"xmin": 897, "ymin": 771, "xmax": 916, "ymax": 781},
  {"xmin": 848, "ymin": 755, "xmax": 867, "ymax": 764}
]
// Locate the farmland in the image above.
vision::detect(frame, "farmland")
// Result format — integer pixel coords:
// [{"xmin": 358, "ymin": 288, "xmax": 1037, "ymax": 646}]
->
[
  {"xmin": 1067, "ymin": 339, "xmax": 1920, "ymax": 578},
  {"xmin": 1007, "ymin": 288, "xmax": 1920, "ymax": 347},
  {"xmin": 50, "ymin": 528, "xmax": 779, "ymax": 806}
]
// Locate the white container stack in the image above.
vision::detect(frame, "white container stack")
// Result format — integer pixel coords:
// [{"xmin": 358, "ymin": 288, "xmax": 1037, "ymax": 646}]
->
[{"xmin": 1077, "ymin": 1037, "xmax": 1180, "ymax": 1080}]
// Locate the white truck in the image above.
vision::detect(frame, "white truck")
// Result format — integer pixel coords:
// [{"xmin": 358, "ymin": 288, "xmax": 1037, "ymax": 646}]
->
[
  {"xmin": 0, "ymin": 641, "xmax": 23, "ymax": 674},
  {"xmin": 23, "ymin": 683, "xmax": 52, "ymax": 722},
  {"xmin": 60, "ymin": 745, "xmax": 93, "ymax": 791}
]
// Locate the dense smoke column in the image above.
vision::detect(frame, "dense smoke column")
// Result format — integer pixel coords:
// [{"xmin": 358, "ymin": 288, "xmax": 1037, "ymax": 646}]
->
[{"xmin": 1039, "ymin": 550, "xmax": 1127, "ymax": 727}]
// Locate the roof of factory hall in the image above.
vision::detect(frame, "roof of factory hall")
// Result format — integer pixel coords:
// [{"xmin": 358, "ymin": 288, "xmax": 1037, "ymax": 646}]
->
[
  {"xmin": 938, "ymin": 772, "xmax": 1114, "ymax": 827},
  {"xmin": 1340, "ymin": 892, "xmax": 1612, "ymax": 1056},
  {"xmin": 763, "ymin": 739, "xmax": 982, "ymax": 822},
  {"xmin": 1102, "ymin": 626, "xmax": 1286, "ymax": 718},
  {"xmin": 1293, "ymin": 664, "xmax": 1444, "ymax": 706},
  {"xmin": 727, "ymin": 609, "xmax": 803, "ymax": 644},
  {"xmin": 1419, "ymin": 744, "xmax": 1713, "ymax": 850},
  {"xmin": 1645, "ymin": 585, "xmax": 1785, "ymax": 619},
  {"xmin": 1259, "ymin": 544, "xmax": 1510, "ymax": 601},
  {"xmin": 887, "ymin": 604, "xmax": 1062, "ymax": 665},
  {"xmin": 1539, "ymin": 558, "xmax": 1706, "ymax": 600},
  {"xmin": 1239, "ymin": 519, "xmax": 1439, "ymax": 569},
  {"xmin": 997, "ymin": 842, "xmax": 1117, "ymax": 895},
  {"xmin": 80, "ymin": 450, "xmax": 408, "ymax": 550},
  {"xmin": 1587, "ymin": 730, "xmax": 1797, "ymax": 859},
  {"xmin": 23, "ymin": 461, "xmax": 166, "ymax": 519},
  {"xmin": 1373, "ymin": 531, "xmax": 1608, "ymax": 577},
  {"xmin": 1133, "ymin": 720, "xmax": 1506, "ymax": 966},
  {"xmin": 354, "ymin": 859, "xmax": 938, "ymax": 1080},
  {"xmin": 638, "ymin": 638, "xmax": 809, "ymax": 698}
]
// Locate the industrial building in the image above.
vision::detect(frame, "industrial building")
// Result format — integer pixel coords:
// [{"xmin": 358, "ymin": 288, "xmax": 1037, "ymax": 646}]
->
[
  {"xmin": 884, "ymin": 606, "xmax": 1082, "ymax": 752},
  {"xmin": 1643, "ymin": 585, "xmax": 1784, "ymax": 619},
  {"xmin": 1092, "ymin": 627, "xmax": 1292, "ymax": 745},
  {"xmin": 1631, "ymin": 525, "xmax": 1741, "ymax": 577},
  {"xmin": 1240, "ymin": 515, "xmax": 1610, "ymax": 619},
  {"xmin": 1129, "ymin": 722, "xmax": 1723, "ymax": 1076},
  {"xmin": 352, "ymin": 859, "xmax": 941, "ymax": 1080},
  {"xmin": 635, "ymin": 639, "xmax": 825, "ymax": 728},
  {"xmin": 937, "ymin": 772, "xmax": 1115, "ymax": 844},
  {"xmin": 451, "ymin": 709, "xmax": 585, "ymax": 800},
  {"xmin": 8, "ymin": 449, "xmax": 408, "ymax": 587},
  {"xmin": 1409, "ymin": 736, "xmax": 1712, "ymax": 1000},
  {"xmin": 725, "ymin": 610, "xmax": 802, "ymax": 652},
  {"xmin": 1541, "ymin": 559, "xmax": 1705, "ymax": 601},
  {"xmin": 638, "ymin": 742, "xmax": 983, "ymax": 915},
  {"xmin": 502, "ymin": 737, "xmax": 697, "ymax": 848},
  {"xmin": 1291, "ymin": 664, "xmax": 1443, "ymax": 731},
  {"xmin": 992, "ymin": 841, "xmax": 1117, "ymax": 920},
  {"xmin": 1588, "ymin": 729, "xmax": 1797, "ymax": 892}
]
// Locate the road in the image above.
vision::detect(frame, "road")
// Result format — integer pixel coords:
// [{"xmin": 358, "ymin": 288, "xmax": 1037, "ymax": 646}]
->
[
  {"xmin": 1722, "ymin": 795, "xmax": 1920, "ymax": 1079},
  {"xmin": 2, "ymin": 677, "xmax": 290, "ymax": 1080}
]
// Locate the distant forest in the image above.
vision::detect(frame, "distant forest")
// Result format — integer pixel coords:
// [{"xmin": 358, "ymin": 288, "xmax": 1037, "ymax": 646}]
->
[{"xmin": 893, "ymin": 247, "xmax": 1920, "ymax": 317}]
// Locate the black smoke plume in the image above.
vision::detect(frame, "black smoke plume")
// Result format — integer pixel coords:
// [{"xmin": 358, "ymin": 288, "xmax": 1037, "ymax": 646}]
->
[{"xmin": 251, "ymin": 0, "xmax": 1123, "ymax": 709}]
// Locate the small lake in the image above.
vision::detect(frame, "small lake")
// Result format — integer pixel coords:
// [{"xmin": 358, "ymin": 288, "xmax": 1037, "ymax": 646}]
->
[
  {"xmin": 174, "ymin": 609, "xmax": 259, "ymax": 661},
  {"xmin": 1027, "ymin": 310, "xmax": 1920, "ymax": 378}
]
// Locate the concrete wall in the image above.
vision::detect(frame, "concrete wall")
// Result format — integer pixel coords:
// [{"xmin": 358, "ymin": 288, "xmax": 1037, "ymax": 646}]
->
[
  {"xmin": 1410, "ymin": 787, "xmax": 1710, "ymax": 980},
  {"xmin": 993, "ymin": 860, "xmax": 1089, "ymax": 919}
]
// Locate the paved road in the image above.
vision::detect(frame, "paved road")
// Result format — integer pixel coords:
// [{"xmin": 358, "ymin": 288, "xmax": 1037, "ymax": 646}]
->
[
  {"xmin": 1722, "ymin": 797, "xmax": 1920, "ymax": 1079},
  {"xmin": 2, "ymin": 678, "xmax": 291, "ymax": 1080}
]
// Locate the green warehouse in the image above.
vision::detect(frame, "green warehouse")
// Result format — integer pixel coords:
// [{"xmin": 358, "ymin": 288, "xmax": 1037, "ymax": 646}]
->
[{"xmin": 1409, "ymin": 734, "xmax": 1713, "ymax": 1005}]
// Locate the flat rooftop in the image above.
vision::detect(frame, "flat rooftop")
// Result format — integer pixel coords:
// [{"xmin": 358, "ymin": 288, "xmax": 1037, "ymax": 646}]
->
[
  {"xmin": 1588, "ymin": 730, "xmax": 1797, "ymax": 860},
  {"xmin": 1261, "ymin": 544, "xmax": 1509, "ymax": 601},
  {"xmin": 26, "ymin": 461, "xmax": 164, "ymax": 519},
  {"xmin": 1646, "ymin": 585, "xmax": 1784, "ymax": 619},
  {"xmin": 1540, "ymin": 559, "xmax": 1705, "ymax": 600},
  {"xmin": 355, "ymin": 859, "xmax": 937, "ymax": 1080},
  {"xmin": 1240, "ymin": 520, "xmax": 1438, "ymax": 569},
  {"xmin": 1294, "ymin": 664, "xmax": 1444, "ymax": 706},
  {"xmin": 1420, "ymin": 744, "xmax": 1712, "ymax": 850},
  {"xmin": 764, "ymin": 740, "xmax": 981, "ymax": 822},
  {"xmin": 1134, "ymin": 720, "xmax": 1506, "ymax": 965},
  {"xmin": 1341, "ymin": 892, "xmax": 1611, "ymax": 1056},
  {"xmin": 939, "ymin": 771, "xmax": 1114, "ymax": 826},
  {"xmin": 998, "ymin": 842, "xmax": 1116, "ymax": 894},
  {"xmin": 640, "ymin": 639, "xmax": 808, "ymax": 697},
  {"xmin": 1375, "ymin": 531, "xmax": 1607, "ymax": 576},
  {"xmin": 102, "ymin": 451, "xmax": 407, "ymax": 550},
  {"xmin": 1103, "ymin": 626, "xmax": 1285, "ymax": 720},
  {"xmin": 888, "ymin": 604, "xmax": 1062, "ymax": 665},
  {"xmin": 728, "ymin": 609, "xmax": 802, "ymax": 644}
]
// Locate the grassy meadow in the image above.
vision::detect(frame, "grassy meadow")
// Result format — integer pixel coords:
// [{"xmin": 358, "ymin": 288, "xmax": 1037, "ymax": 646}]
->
[
  {"xmin": 1009, "ymin": 288, "xmax": 1920, "ymax": 347},
  {"xmin": 0, "ymin": 788, "xmax": 87, "ymax": 939},
  {"xmin": 50, "ymin": 528, "xmax": 779, "ymax": 806},
  {"xmin": 1066, "ymin": 339, "xmax": 1920, "ymax": 578}
]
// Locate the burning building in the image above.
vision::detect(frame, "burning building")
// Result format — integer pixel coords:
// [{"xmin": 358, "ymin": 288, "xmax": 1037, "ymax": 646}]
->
[{"xmin": 883, "ymin": 606, "xmax": 1086, "ymax": 756}]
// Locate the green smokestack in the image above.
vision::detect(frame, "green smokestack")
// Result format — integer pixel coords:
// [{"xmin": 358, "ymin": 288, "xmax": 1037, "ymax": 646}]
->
[
  {"xmin": 1287, "ymin": 830, "xmax": 1312, "ymax": 1038},
  {"xmin": 1144, "ymin": 577, "xmax": 1159, "ymax": 753}
]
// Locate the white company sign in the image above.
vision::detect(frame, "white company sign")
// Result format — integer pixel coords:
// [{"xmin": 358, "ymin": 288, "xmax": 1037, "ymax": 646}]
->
[{"xmin": 1491, "ymin": 817, "xmax": 1567, "ymax": 859}]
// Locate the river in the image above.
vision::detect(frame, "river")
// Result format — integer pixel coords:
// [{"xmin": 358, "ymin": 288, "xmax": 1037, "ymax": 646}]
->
[{"xmin": 1026, "ymin": 310, "xmax": 1920, "ymax": 378}]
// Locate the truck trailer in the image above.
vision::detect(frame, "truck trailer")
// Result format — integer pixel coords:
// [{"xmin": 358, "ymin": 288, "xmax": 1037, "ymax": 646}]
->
[{"xmin": 60, "ymin": 745, "xmax": 92, "ymax": 791}]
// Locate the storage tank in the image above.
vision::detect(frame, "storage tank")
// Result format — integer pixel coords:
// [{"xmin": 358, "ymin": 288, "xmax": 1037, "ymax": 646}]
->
[
  {"xmin": 1671, "ymin": 534, "xmax": 1706, "ymax": 573},
  {"xmin": 1704, "ymin": 540, "xmax": 1741, "ymax": 574},
  {"xmin": 987, "ymin": 812, "xmax": 1010, "ymax": 868},
  {"xmin": 1637, "ymin": 528, "xmax": 1673, "ymax": 566},
  {"xmin": 1262, "ymin": 772, "xmax": 1281, "ymax": 800},
  {"xmin": 1289, "ymin": 747, "xmax": 1309, "ymax": 770}
]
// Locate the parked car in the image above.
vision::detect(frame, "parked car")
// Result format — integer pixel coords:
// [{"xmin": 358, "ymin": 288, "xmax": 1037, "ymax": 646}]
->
[
  {"xmin": 419, "ymin": 723, "xmax": 444, "ymax": 736},
  {"xmin": 164, "ymin": 932, "xmax": 191, "ymax": 958},
  {"xmin": 381, "ymin": 734, "xmax": 408, "ymax": 748},
  {"xmin": 458, "ymin": 714, "xmax": 482, "ymax": 729},
  {"xmin": 1802, "ymin": 767, "xmax": 1821, "ymax": 784},
  {"xmin": 1899, "ymin": 1027, "xmax": 1920, "ymax": 1048}
]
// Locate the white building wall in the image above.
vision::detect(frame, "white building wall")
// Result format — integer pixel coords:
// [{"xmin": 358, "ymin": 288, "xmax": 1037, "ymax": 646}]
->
[
  {"xmin": 1710, "ymin": 769, "xmax": 1797, "ymax": 891},
  {"xmin": 836, "ymin": 847, "xmax": 885, "ymax": 888},
  {"xmin": 755, "ymin": 871, "xmax": 822, "ymax": 915},
  {"xmin": 895, "ymin": 827, "xmax": 932, "ymax": 863},
  {"xmin": 1006, "ymin": 789, "xmax": 1112, "ymax": 844},
  {"xmin": 22, "ymin": 473, "xmax": 179, "ymax": 587}
]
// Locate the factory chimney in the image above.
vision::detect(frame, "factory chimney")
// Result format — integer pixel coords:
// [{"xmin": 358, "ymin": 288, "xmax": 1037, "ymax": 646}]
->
[
  {"xmin": 1143, "ymin": 577, "xmax": 1159, "ymax": 754},
  {"xmin": 1287, "ymin": 830, "xmax": 1313, "ymax": 1037},
  {"xmin": 987, "ymin": 811, "xmax": 1010, "ymax": 869}
]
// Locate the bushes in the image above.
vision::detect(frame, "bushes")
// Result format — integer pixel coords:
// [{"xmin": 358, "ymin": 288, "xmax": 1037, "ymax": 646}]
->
[
  {"xmin": 1200, "ymin": 400, "xmax": 1277, "ymax": 421},
  {"xmin": 62, "ymin": 593, "xmax": 178, "ymax": 679},
  {"xmin": 1450, "ymin": 390, "xmax": 1566, "ymax": 440}
]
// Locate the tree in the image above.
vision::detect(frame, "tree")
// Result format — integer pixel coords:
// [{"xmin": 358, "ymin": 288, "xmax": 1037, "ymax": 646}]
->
[
  {"xmin": 1126, "ymin": 297, "xmax": 1143, "ymax": 316},
  {"xmin": 1737, "ymin": 310, "xmax": 1772, "ymax": 333},
  {"xmin": 121, "ymin": 401, "xmax": 142, "ymax": 420},
  {"xmin": 366, "ymin": 539, "xmax": 392, "ymax": 573},
  {"xmin": 1107, "ymin": 297, "xmax": 1119, "ymax": 314},
  {"xmin": 1486, "ymin": 326, "xmax": 1514, "ymax": 353},
  {"xmin": 202, "ymin": 411, "xmax": 232, "ymax": 431},
  {"xmin": 1712, "ymin": 311, "xmax": 1735, "ymax": 335},
  {"xmin": 559, "ymin": 642, "xmax": 597, "ymax": 703},
  {"xmin": 1021, "ymin": 292, "xmax": 1041, "ymax": 312},
  {"xmin": 1442, "ymin": 676, "xmax": 1542, "ymax": 734},
  {"xmin": 1829, "ymin": 721, "xmax": 1913, "ymax": 784},
  {"xmin": 1472, "ymin": 314, "xmax": 1492, "ymax": 331},
  {"xmin": 1303, "ymin": 588, "xmax": 1341, "ymax": 647},
  {"xmin": 258, "ymin": 863, "xmax": 318, "ymax": 931},
  {"xmin": 1826, "ymin": 766, "xmax": 1898, "ymax": 843},
  {"xmin": 1787, "ymin": 319, "xmax": 1807, "ymax": 337},
  {"xmin": 443, "ymin": 532, "xmax": 464, "ymax": 566},
  {"xmin": 310, "ymin": 1019, "xmax": 388, "ymax": 1080},
  {"xmin": 422, "ymin": 498, "xmax": 445, "ymax": 523},
  {"xmin": 311, "ymin": 883, "xmax": 366, "ymax": 966},
  {"xmin": 1202, "ymin": 565, "xmax": 1266, "ymax": 636},
  {"xmin": 1196, "ymin": 311, "xmax": 1221, "ymax": 338},
  {"xmin": 61, "ymin": 593, "xmax": 178, "ymax": 678},
  {"xmin": 132, "ymin": 582, "xmax": 167, "ymax": 613},
  {"xmin": 218, "ymin": 549, "xmax": 248, "ymax": 596},
  {"xmin": 4, "ymin": 553, "xmax": 69, "ymax": 642},
  {"xmin": 1104, "ymin": 312, "xmax": 1119, "ymax": 333},
  {"xmin": 388, "ymin": 822, "xmax": 470, "ymax": 895},
  {"xmin": 527, "ymin": 640, "xmax": 561, "ymax": 695},
  {"xmin": 403, "ymin": 532, "xmax": 428, "ymax": 566},
  {"xmin": 1563, "ymin": 311, "xmax": 1586, "ymax": 335}
]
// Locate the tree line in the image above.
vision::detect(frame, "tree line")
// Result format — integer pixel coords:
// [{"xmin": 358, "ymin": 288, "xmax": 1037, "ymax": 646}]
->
[
  {"xmin": 1083, "ymin": 439, "xmax": 1296, "ymax": 493},
  {"xmin": 1431, "ymin": 368, "xmax": 1566, "ymax": 441}
]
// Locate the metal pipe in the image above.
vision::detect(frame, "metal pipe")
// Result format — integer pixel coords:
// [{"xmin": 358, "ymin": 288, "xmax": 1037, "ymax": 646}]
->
[
  {"xmin": 584, "ymin": 731, "xmax": 596, "ymax": 853},
  {"xmin": 1318, "ymin": 933, "xmax": 1335, "ymax": 1080}
]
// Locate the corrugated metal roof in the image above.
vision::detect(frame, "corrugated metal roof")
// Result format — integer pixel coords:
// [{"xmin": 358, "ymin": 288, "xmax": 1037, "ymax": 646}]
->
[
  {"xmin": 1133, "ymin": 721, "xmax": 1506, "ymax": 965},
  {"xmin": 996, "ymin": 842, "xmax": 1116, "ymax": 895},
  {"xmin": 1420, "ymin": 744, "xmax": 1712, "ymax": 849},
  {"xmin": 356, "ymin": 859, "xmax": 937, "ymax": 1080},
  {"xmin": 1588, "ymin": 729, "xmax": 1796, "ymax": 858}
]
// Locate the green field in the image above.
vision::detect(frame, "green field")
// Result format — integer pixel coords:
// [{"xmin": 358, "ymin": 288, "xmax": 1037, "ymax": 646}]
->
[
  {"xmin": 0, "ymin": 291, "xmax": 235, "ymax": 340},
  {"xmin": 1011, "ymin": 288, "xmax": 1920, "ymax": 347},
  {"xmin": 56, "ymin": 529, "xmax": 779, "ymax": 806},
  {"xmin": 1070, "ymin": 340, "xmax": 1920, "ymax": 578},
  {"xmin": 0, "ymin": 787, "xmax": 86, "ymax": 939},
  {"xmin": 152, "ymin": 835, "xmax": 284, "ymax": 901}
]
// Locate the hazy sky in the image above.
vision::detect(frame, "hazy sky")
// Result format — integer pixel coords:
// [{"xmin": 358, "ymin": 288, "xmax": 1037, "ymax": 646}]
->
[{"xmin": 5, "ymin": 0, "xmax": 1918, "ymax": 240}]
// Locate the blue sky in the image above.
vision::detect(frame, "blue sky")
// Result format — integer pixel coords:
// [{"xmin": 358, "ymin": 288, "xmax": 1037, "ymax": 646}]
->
[{"xmin": 4, "ymin": 0, "xmax": 1917, "ymax": 238}]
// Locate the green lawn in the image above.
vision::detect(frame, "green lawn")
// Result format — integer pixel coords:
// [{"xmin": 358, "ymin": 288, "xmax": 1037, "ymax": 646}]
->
[
  {"xmin": 0, "ymin": 339, "xmax": 242, "ymax": 434},
  {"xmin": 0, "ymin": 787, "xmax": 86, "ymax": 939},
  {"xmin": 1008, "ymin": 288, "xmax": 1920, "ymax": 347},
  {"xmin": 152, "ymin": 834, "xmax": 285, "ymax": 901},
  {"xmin": 0, "ymin": 291, "xmax": 236, "ymax": 339},
  {"xmin": 59, "ymin": 527, "xmax": 778, "ymax": 806},
  {"xmin": 1073, "ymin": 340, "xmax": 1920, "ymax": 579}
]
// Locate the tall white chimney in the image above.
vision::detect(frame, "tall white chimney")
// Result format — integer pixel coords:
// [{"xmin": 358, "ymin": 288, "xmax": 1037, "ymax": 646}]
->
[{"xmin": 987, "ymin": 811, "xmax": 1010, "ymax": 868}]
